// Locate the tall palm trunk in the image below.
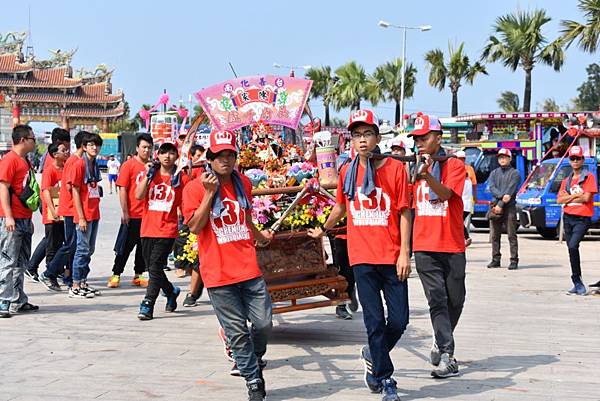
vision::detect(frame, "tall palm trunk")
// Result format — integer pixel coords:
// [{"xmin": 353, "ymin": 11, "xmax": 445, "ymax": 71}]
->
[
  {"xmin": 354, "ymin": 101, "xmax": 361, "ymax": 110},
  {"xmin": 324, "ymin": 103, "xmax": 330, "ymax": 126},
  {"xmin": 451, "ymin": 90, "xmax": 459, "ymax": 117},
  {"xmin": 394, "ymin": 101, "xmax": 401, "ymax": 126},
  {"xmin": 523, "ymin": 66, "xmax": 533, "ymax": 112}
]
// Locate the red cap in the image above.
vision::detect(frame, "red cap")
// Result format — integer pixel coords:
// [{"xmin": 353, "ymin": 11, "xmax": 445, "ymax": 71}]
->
[
  {"xmin": 409, "ymin": 112, "xmax": 442, "ymax": 136},
  {"xmin": 569, "ymin": 146, "xmax": 584, "ymax": 157},
  {"xmin": 497, "ymin": 148, "xmax": 511, "ymax": 157},
  {"xmin": 209, "ymin": 130, "xmax": 237, "ymax": 154},
  {"xmin": 347, "ymin": 109, "xmax": 379, "ymax": 131}
]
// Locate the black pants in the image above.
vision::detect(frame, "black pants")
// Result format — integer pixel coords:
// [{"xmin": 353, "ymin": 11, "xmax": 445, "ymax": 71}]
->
[
  {"xmin": 415, "ymin": 251, "xmax": 466, "ymax": 356},
  {"xmin": 112, "ymin": 219, "xmax": 145, "ymax": 275},
  {"xmin": 329, "ymin": 236, "xmax": 355, "ymax": 295},
  {"xmin": 45, "ymin": 222, "xmax": 65, "ymax": 266},
  {"xmin": 490, "ymin": 205, "xmax": 519, "ymax": 263},
  {"xmin": 142, "ymin": 237, "xmax": 176, "ymax": 303},
  {"xmin": 563, "ymin": 213, "xmax": 591, "ymax": 282},
  {"xmin": 27, "ymin": 236, "xmax": 47, "ymax": 273}
]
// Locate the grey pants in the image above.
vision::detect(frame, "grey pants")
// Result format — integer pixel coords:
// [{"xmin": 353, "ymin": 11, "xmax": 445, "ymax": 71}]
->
[
  {"xmin": 490, "ymin": 206, "xmax": 519, "ymax": 263},
  {"xmin": 0, "ymin": 218, "xmax": 33, "ymax": 310},
  {"xmin": 415, "ymin": 251, "xmax": 466, "ymax": 356}
]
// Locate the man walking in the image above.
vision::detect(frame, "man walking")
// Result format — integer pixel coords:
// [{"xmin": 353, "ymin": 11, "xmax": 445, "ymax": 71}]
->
[
  {"xmin": 410, "ymin": 113, "xmax": 466, "ymax": 378},
  {"xmin": 487, "ymin": 148, "xmax": 521, "ymax": 270},
  {"xmin": 557, "ymin": 146, "xmax": 597, "ymax": 295},
  {"xmin": 107, "ymin": 154, "xmax": 120, "ymax": 194},
  {"xmin": 309, "ymin": 109, "xmax": 411, "ymax": 401}
]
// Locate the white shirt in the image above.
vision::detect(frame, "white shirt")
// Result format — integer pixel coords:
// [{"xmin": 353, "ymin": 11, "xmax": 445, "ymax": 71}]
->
[
  {"xmin": 107, "ymin": 159, "xmax": 121, "ymax": 175},
  {"xmin": 462, "ymin": 177, "xmax": 473, "ymax": 213}
]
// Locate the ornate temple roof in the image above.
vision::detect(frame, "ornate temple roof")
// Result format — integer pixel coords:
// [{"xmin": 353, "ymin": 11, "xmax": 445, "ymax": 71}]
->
[{"xmin": 11, "ymin": 82, "xmax": 122, "ymax": 103}]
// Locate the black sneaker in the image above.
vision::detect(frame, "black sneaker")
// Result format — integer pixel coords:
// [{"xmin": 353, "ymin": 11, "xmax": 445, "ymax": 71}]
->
[
  {"xmin": 82, "ymin": 284, "xmax": 102, "ymax": 296},
  {"xmin": 486, "ymin": 260, "xmax": 501, "ymax": 269},
  {"xmin": 138, "ymin": 299, "xmax": 154, "ymax": 320},
  {"xmin": 508, "ymin": 262, "xmax": 518, "ymax": 270},
  {"xmin": 361, "ymin": 345, "xmax": 382, "ymax": 393},
  {"xmin": 25, "ymin": 270, "xmax": 39, "ymax": 282},
  {"xmin": 230, "ymin": 362, "xmax": 241, "ymax": 376},
  {"xmin": 165, "ymin": 286, "xmax": 181, "ymax": 312},
  {"xmin": 246, "ymin": 378, "xmax": 266, "ymax": 401},
  {"xmin": 431, "ymin": 353, "xmax": 459, "ymax": 378},
  {"xmin": 336, "ymin": 304, "xmax": 352, "ymax": 320},
  {"xmin": 39, "ymin": 273, "xmax": 61, "ymax": 292},
  {"xmin": 589, "ymin": 280, "xmax": 600, "ymax": 288},
  {"xmin": 348, "ymin": 287, "xmax": 359, "ymax": 312},
  {"xmin": 183, "ymin": 292, "xmax": 199, "ymax": 307},
  {"xmin": 162, "ymin": 265, "xmax": 171, "ymax": 271},
  {"xmin": 69, "ymin": 287, "xmax": 94, "ymax": 299}
]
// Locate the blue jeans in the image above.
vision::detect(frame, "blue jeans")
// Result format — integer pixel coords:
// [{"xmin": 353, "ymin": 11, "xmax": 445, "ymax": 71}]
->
[
  {"xmin": 353, "ymin": 264, "xmax": 409, "ymax": 382},
  {"xmin": 208, "ymin": 277, "xmax": 272, "ymax": 382},
  {"xmin": 72, "ymin": 220, "xmax": 99, "ymax": 284},
  {"xmin": 44, "ymin": 216, "xmax": 76, "ymax": 279},
  {"xmin": 0, "ymin": 218, "xmax": 33, "ymax": 309},
  {"xmin": 563, "ymin": 213, "xmax": 591, "ymax": 282}
]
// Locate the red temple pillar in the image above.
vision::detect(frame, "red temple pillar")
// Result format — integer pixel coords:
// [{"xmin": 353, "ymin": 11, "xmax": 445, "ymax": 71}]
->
[{"xmin": 11, "ymin": 103, "xmax": 20, "ymax": 127}]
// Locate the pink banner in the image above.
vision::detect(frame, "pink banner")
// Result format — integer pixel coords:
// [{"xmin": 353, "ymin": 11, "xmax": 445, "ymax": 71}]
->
[{"xmin": 194, "ymin": 75, "xmax": 312, "ymax": 131}]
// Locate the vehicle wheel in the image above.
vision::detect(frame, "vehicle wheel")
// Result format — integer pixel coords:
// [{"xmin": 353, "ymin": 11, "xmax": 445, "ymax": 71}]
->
[
  {"xmin": 472, "ymin": 220, "xmax": 489, "ymax": 229},
  {"xmin": 536, "ymin": 226, "xmax": 558, "ymax": 239}
]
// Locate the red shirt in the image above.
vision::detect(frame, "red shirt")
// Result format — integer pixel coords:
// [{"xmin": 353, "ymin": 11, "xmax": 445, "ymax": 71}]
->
[
  {"xmin": 58, "ymin": 155, "xmax": 78, "ymax": 217},
  {"xmin": 41, "ymin": 163, "xmax": 63, "ymax": 225},
  {"xmin": 43, "ymin": 152, "xmax": 54, "ymax": 170},
  {"xmin": 336, "ymin": 159, "xmax": 409, "ymax": 266},
  {"xmin": 560, "ymin": 173, "xmax": 597, "ymax": 217},
  {"xmin": 141, "ymin": 172, "xmax": 189, "ymax": 238},
  {"xmin": 69, "ymin": 157, "xmax": 101, "ymax": 221},
  {"xmin": 116, "ymin": 157, "xmax": 147, "ymax": 218},
  {"xmin": 189, "ymin": 164, "xmax": 205, "ymax": 180},
  {"xmin": 0, "ymin": 150, "xmax": 33, "ymax": 219},
  {"xmin": 182, "ymin": 175, "xmax": 261, "ymax": 288},
  {"xmin": 413, "ymin": 158, "xmax": 466, "ymax": 253}
]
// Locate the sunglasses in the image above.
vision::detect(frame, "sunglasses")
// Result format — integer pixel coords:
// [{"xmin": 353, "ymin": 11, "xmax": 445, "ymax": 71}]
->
[{"xmin": 569, "ymin": 156, "xmax": 583, "ymax": 161}]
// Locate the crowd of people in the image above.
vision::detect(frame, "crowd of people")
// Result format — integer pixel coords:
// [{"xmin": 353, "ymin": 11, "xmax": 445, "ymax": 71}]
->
[{"xmin": 0, "ymin": 110, "xmax": 598, "ymax": 401}]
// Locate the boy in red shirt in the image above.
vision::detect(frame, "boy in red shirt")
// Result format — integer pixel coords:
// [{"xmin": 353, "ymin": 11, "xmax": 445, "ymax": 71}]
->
[
  {"xmin": 136, "ymin": 142, "xmax": 188, "ymax": 320},
  {"xmin": 410, "ymin": 113, "xmax": 466, "ymax": 379},
  {"xmin": 183, "ymin": 130, "xmax": 273, "ymax": 401},
  {"xmin": 107, "ymin": 133, "xmax": 153, "ymax": 288},
  {"xmin": 0, "ymin": 125, "xmax": 38, "ymax": 317},
  {"xmin": 309, "ymin": 110, "xmax": 411, "ymax": 401},
  {"xmin": 557, "ymin": 146, "xmax": 597, "ymax": 295},
  {"xmin": 70, "ymin": 132, "xmax": 103, "ymax": 298}
]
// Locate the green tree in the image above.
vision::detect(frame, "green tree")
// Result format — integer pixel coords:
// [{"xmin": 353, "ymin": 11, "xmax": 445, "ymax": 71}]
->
[
  {"xmin": 482, "ymin": 8, "xmax": 565, "ymax": 112},
  {"xmin": 497, "ymin": 91, "xmax": 520, "ymax": 112},
  {"xmin": 329, "ymin": 116, "xmax": 347, "ymax": 128},
  {"xmin": 331, "ymin": 61, "xmax": 369, "ymax": 111},
  {"xmin": 305, "ymin": 66, "xmax": 335, "ymax": 126},
  {"xmin": 367, "ymin": 58, "xmax": 417, "ymax": 125},
  {"xmin": 561, "ymin": 0, "xmax": 600, "ymax": 53},
  {"xmin": 573, "ymin": 63, "xmax": 600, "ymax": 110},
  {"xmin": 425, "ymin": 42, "xmax": 487, "ymax": 117},
  {"xmin": 538, "ymin": 98, "xmax": 560, "ymax": 111}
]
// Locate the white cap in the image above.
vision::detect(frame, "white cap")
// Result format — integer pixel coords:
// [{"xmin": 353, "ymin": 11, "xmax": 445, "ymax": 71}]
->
[{"xmin": 456, "ymin": 150, "xmax": 466, "ymax": 158}]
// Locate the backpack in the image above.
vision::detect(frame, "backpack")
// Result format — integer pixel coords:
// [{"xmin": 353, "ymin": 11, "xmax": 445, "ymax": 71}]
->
[{"xmin": 19, "ymin": 168, "xmax": 41, "ymax": 211}]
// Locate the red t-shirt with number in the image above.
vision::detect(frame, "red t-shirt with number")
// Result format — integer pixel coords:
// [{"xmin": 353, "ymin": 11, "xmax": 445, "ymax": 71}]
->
[
  {"xmin": 41, "ymin": 163, "xmax": 62, "ymax": 225},
  {"xmin": 141, "ymin": 172, "xmax": 189, "ymax": 238},
  {"xmin": 69, "ymin": 157, "xmax": 101, "ymax": 222},
  {"xmin": 58, "ymin": 155, "xmax": 78, "ymax": 217},
  {"xmin": 181, "ymin": 175, "xmax": 261, "ymax": 289},
  {"xmin": 413, "ymin": 158, "xmax": 466, "ymax": 253},
  {"xmin": 336, "ymin": 158, "xmax": 410, "ymax": 266},
  {"xmin": 115, "ymin": 157, "xmax": 147, "ymax": 218},
  {"xmin": 0, "ymin": 150, "xmax": 33, "ymax": 219},
  {"xmin": 560, "ymin": 173, "xmax": 598, "ymax": 217}
]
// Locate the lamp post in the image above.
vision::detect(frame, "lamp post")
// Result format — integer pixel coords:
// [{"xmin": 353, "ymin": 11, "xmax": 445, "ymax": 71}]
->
[
  {"xmin": 273, "ymin": 62, "xmax": 313, "ymax": 77},
  {"xmin": 378, "ymin": 21, "xmax": 431, "ymax": 126}
]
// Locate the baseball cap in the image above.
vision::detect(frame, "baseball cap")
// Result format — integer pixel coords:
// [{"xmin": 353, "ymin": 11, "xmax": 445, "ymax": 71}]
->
[
  {"xmin": 456, "ymin": 150, "xmax": 466, "ymax": 158},
  {"xmin": 497, "ymin": 148, "xmax": 511, "ymax": 157},
  {"xmin": 389, "ymin": 137, "xmax": 405, "ymax": 149},
  {"xmin": 409, "ymin": 112, "xmax": 442, "ymax": 137},
  {"xmin": 209, "ymin": 130, "xmax": 237, "ymax": 154},
  {"xmin": 569, "ymin": 146, "xmax": 584, "ymax": 157},
  {"xmin": 347, "ymin": 109, "xmax": 379, "ymax": 132}
]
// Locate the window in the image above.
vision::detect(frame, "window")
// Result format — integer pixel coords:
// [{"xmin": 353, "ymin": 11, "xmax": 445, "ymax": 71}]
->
[
  {"xmin": 475, "ymin": 152, "xmax": 500, "ymax": 183},
  {"xmin": 549, "ymin": 165, "xmax": 590, "ymax": 193}
]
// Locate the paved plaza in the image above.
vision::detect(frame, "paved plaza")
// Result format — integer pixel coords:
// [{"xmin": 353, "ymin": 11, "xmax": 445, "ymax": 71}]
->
[{"xmin": 1, "ymin": 181, "xmax": 599, "ymax": 401}]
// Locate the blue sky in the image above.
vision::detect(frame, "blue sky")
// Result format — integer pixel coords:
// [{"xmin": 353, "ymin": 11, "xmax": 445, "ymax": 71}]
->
[{"xmin": 1, "ymin": 0, "xmax": 597, "ymax": 127}]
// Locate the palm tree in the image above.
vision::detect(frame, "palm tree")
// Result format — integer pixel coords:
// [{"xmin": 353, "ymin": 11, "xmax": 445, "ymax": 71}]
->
[
  {"xmin": 425, "ymin": 42, "xmax": 487, "ymax": 118},
  {"xmin": 561, "ymin": 0, "xmax": 600, "ymax": 53},
  {"xmin": 497, "ymin": 91, "xmax": 520, "ymax": 112},
  {"xmin": 331, "ymin": 61, "xmax": 368, "ymax": 111},
  {"xmin": 482, "ymin": 8, "xmax": 565, "ymax": 112},
  {"xmin": 367, "ymin": 59, "xmax": 417, "ymax": 125},
  {"xmin": 305, "ymin": 66, "xmax": 335, "ymax": 126}
]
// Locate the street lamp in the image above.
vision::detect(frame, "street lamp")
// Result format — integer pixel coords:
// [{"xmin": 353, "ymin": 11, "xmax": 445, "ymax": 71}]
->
[
  {"xmin": 379, "ymin": 20, "xmax": 432, "ymax": 126},
  {"xmin": 273, "ymin": 62, "xmax": 312, "ymax": 76}
]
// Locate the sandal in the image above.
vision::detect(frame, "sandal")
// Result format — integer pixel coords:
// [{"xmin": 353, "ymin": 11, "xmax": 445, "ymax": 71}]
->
[{"xmin": 18, "ymin": 303, "xmax": 39, "ymax": 312}]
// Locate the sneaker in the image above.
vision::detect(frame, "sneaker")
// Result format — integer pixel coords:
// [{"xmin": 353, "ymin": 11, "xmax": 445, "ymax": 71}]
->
[
  {"xmin": 218, "ymin": 326, "xmax": 234, "ymax": 362},
  {"xmin": 381, "ymin": 378, "xmax": 401, "ymax": 401},
  {"xmin": 348, "ymin": 287, "xmax": 359, "ymax": 312},
  {"xmin": 25, "ymin": 270, "xmax": 39, "ymax": 282},
  {"xmin": 486, "ymin": 260, "xmax": 500, "ymax": 269},
  {"xmin": 138, "ymin": 299, "xmax": 154, "ymax": 320},
  {"xmin": 69, "ymin": 287, "xmax": 94, "ymax": 299},
  {"xmin": 82, "ymin": 284, "xmax": 101, "ymax": 296},
  {"xmin": 39, "ymin": 272, "xmax": 61, "ymax": 292},
  {"xmin": 0, "ymin": 300, "xmax": 11, "ymax": 318},
  {"xmin": 132, "ymin": 274, "xmax": 149, "ymax": 288},
  {"xmin": 336, "ymin": 304, "xmax": 352, "ymax": 320},
  {"xmin": 165, "ymin": 286, "xmax": 181, "ymax": 312},
  {"xmin": 17, "ymin": 302, "xmax": 39, "ymax": 313},
  {"xmin": 107, "ymin": 275, "xmax": 121, "ymax": 288},
  {"xmin": 230, "ymin": 362, "xmax": 241, "ymax": 377},
  {"xmin": 360, "ymin": 345, "xmax": 382, "ymax": 393},
  {"xmin": 589, "ymin": 280, "xmax": 600, "ymax": 288},
  {"xmin": 431, "ymin": 353, "xmax": 459, "ymax": 378},
  {"xmin": 183, "ymin": 293, "xmax": 199, "ymax": 307},
  {"xmin": 575, "ymin": 281, "xmax": 587, "ymax": 296},
  {"xmin": 508, "ymin": 262, "xmax": 518, "ymax": 270},
  {"xmin": 430, "ymin": 341, "xmax": 441, "ymax": 366},
  {"xmin": 246, "ymin": 378, "xmax": 266, "ymax": 401},
  {"xmin": 162, "ymin": 265, "xmax": 171, "ymax": 271}
]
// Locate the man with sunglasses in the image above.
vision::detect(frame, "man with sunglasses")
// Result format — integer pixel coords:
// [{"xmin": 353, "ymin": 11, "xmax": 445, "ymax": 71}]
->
[{"xmin": 557, "ymin": 146, "xmax": 597, "ymax": 296}]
